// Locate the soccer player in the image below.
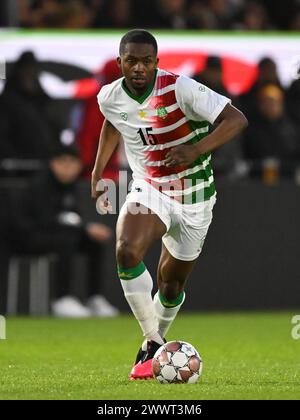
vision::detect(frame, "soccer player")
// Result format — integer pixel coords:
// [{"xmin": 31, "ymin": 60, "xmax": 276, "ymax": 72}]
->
[{"xmin": 91, "ymin": 29, "xmax": 248, "ymax": 380}]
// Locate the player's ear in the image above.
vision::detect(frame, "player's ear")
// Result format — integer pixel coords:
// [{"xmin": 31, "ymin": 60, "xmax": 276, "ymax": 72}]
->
[
  {"xmin": 117, "ymin": 57, "xmax": 121, "ymax": 68},
  {"xmin": 155, "ymin": 57, "xmax": 159, "ymax": 68}
]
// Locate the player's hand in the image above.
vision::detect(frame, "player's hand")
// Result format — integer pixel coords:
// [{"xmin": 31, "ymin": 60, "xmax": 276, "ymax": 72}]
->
[
  {"xmin": 91, "ymin": 173, "xmax": 113, "ymax": 215},
  {"xmin": 91, "ymin": 171, "xmax": 104, "ymax": 199},
  {"xmin": 164, "ymin": 144, "xmax": 199, "ymax": 168}
]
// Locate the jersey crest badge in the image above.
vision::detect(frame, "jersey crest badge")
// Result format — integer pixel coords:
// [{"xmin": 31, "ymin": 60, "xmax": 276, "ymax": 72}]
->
[
  {"xmin": 156, "ymin": 106, "xmax": 168, "ymax": 119},
  {"xmin": 120, "ymin": 112, "xmax": 128, "ymax": 121}
]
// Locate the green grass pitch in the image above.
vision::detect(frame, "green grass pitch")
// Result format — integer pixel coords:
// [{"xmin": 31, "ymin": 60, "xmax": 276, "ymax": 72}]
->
[{"xmin": 0, "ymin": 312, "xmax": 299, "ymax": 400}]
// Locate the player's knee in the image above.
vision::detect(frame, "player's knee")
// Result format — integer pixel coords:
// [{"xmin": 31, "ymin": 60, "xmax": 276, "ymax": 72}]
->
[
  {"xmin": 159, "ymin": 280, "xmax": 184, "ymax": 302},
  {"xmin": 116, "ymin": 239, "xmax": 142, "ymax": 268}
]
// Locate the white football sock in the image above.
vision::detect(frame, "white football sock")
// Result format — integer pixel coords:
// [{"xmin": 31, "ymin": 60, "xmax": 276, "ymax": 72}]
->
[
  {"xmin": 154, "ymin": 291, "xmax": 185, "ymax": 337},
  {"xmin": 119, "ymin": 263, "xmax": 164, "ymax": 345}
]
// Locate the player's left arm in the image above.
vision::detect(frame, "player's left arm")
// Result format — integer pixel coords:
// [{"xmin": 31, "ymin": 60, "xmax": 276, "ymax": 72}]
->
[
  {"xmin": 165, "ymin": 104, "xmax": 248, "ymax": 168},
  {"xmin": 165, "ymin": 77, "xmax": 248, "ymax": 167}
]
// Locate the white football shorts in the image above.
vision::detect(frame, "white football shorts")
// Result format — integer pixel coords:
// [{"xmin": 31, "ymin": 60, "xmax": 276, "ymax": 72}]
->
[{"xmin": 119, "ymin": 179, "xmax": 216, "ymax": 261}]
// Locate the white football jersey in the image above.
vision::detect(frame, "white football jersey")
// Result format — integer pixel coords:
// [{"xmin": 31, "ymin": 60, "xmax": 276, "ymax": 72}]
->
[{"xmin": 98, "ymin": 68, "xmax": 230, "ymax": 203}]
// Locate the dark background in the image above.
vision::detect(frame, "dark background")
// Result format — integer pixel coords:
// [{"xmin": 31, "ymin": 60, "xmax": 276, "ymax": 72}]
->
[{"xmin": 1, "ymin": 177, "xmax": 299, "ymax": 313}]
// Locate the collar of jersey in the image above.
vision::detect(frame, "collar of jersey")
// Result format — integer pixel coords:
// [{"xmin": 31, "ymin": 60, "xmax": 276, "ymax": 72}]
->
[{"xmin": 121, "ymin": 69, "xmax": 157, "ymax": 104}]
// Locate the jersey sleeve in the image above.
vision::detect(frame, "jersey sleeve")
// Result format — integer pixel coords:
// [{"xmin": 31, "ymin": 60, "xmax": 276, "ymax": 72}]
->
[
  {"xmin": 175, "ymin": 75, "xmax": 231, "ymax": 124},
  {"xmin": 97, "ymin": 85, "xmax": 110, "ymax": 120}
]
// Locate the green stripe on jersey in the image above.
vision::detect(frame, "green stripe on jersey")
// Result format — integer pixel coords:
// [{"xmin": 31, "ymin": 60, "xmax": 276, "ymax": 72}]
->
[
  {"xmin": 187, "ymin": 119, "xmax": 212, "ymax": 179},
  {"xmin": 167, "ymin": 176, "xmax": 215, "ymax": 203},
  {"xmin": 181, "ymin": 182, "xmax": 216, "ymax": 204},
  {"xmin": 166, "ymin": 187, "xmax": 215, "ymax": 204},
  {"xmin": 182, "ymin": 164, "xmax": 213, "ymax": 182},
  {"xmin": 189, "ymin": 120, "xmax": 209, "ymax": 131},
  {"xmin": 164, "ymin": 119, "xmax": 215, "ymax": 203}
]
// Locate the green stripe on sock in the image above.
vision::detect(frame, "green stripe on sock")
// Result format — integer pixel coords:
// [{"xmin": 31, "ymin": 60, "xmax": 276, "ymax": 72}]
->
[
  {"xmin": 159, "ymin": 291, "xmax": 185, "ymax": 308},
  {"xmin": 118, "ymin": 262, "xmax": 146, "ymax": 280}
]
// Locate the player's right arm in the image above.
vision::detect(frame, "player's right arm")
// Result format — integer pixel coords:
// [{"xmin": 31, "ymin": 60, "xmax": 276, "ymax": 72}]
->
[{"xmin": 91, "ymin": 118, "xmax": 121, "ymax": 199}]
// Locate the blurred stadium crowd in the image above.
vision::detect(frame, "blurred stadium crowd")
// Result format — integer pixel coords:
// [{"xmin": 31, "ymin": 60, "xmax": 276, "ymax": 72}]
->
[
  {"xmin": 1, "ymin": 51, "xmax": 300, "ymax": 181},
  {"xmin": 0, "ymin": 0, "xmax": 300, "ymax": 30}
]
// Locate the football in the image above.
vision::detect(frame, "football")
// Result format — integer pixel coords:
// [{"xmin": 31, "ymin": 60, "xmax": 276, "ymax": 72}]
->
[{"xmin": 152, "ymin": 341, "xmax": 202, "ymax": 384}]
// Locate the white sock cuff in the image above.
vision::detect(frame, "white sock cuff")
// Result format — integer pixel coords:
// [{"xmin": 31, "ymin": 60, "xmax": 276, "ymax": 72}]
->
[
  {"xmin": 154, "ymin": 291, "xmax": 185, "ymax": 319},
  {"xmin": 120, "ymin": 268, "xmax": 153, "ymax": 295}
]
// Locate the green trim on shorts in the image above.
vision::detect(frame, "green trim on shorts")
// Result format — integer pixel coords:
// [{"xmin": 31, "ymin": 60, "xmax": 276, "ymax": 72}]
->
[
  {"xmin": 118, "ymin": 261, "xmax": 146, "ymax": 280},
  {"xmin": 158, "ymin": 291, "xmax": 185, "ymax": 308}
]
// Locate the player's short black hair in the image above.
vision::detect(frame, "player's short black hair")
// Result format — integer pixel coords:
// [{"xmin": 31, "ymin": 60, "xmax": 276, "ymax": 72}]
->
[{"xmin": 119, "ymin": 29, "xmax": 158, "ymax": 56}]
